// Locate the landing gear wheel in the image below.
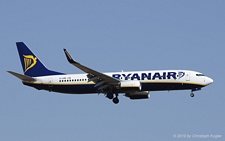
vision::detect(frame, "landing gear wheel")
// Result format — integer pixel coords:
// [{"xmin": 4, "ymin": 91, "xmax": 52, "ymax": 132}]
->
[
  {"xmin": 112, "ymin": 97, "xmax": 119, "ymax": 104},
  {"xmin": 106, "ymin": 93, "xmax": 113, "ymax": 99},
  {"xmin": 190, "ymin": 93, "xmax": 194, "ymax": 97}
]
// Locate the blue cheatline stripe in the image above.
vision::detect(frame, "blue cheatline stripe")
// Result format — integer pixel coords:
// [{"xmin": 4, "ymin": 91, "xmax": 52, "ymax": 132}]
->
[{"xmin": 23, "ymin": 82, "xmax": 204, "ymax": 94}]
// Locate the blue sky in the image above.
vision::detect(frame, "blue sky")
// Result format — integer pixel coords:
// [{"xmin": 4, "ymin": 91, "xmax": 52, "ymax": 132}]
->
[{"xmin": 1, "ymin": 1, "xmax": 224, "ymax": 140}]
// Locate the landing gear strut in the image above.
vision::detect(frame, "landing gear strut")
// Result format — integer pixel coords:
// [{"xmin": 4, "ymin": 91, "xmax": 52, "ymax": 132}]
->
[{"xmin": 190, "ymin": 88, "xmax": 201, "ymax": 97}]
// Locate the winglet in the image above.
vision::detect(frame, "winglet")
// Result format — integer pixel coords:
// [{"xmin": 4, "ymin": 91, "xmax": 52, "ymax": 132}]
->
[
  {"xmin": 63, "ymin": 49, "xmax": 120, "ymax": 83},
  {"xmin": 63, "ymin": 49, "xmax": 77, "ymax": 64}
]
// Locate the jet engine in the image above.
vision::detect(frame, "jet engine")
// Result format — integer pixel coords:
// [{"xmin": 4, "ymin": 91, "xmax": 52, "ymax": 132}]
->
[{"xmin": 125, "ymin": 91, "xmax": 150, "ymax": 100}]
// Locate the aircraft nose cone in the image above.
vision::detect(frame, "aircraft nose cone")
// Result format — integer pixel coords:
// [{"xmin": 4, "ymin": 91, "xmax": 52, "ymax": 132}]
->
[{"xmin": 206, "ymin": 77, "xmax": 213, "ymax": 85}]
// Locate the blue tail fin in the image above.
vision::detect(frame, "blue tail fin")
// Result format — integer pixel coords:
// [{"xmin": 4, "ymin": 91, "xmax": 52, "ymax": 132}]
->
[{"xmin": 16, "ymin": 42, "xmax": 64, "ymax": 77}]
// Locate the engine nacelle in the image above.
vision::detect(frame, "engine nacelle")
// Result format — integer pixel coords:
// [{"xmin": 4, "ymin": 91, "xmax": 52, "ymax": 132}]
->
[
  {"xmin": 120, "ymin": 81, "xmax": 141, "ymax": 91},
  {"xmin": 125, "ymin": 91, "xmax": 150, "ymax": 100}
]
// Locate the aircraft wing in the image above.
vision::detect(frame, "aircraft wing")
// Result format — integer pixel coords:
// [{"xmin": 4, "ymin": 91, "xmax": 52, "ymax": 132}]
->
[{"xmin": 64, "ymin": 49, "xmax": 120, "ymax": 90}]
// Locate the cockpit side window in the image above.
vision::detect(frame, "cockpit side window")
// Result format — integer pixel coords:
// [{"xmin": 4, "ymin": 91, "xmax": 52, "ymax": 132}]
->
[{"xmin": 196, "ymin": 74, "xmax": 205, "ymax": 76}]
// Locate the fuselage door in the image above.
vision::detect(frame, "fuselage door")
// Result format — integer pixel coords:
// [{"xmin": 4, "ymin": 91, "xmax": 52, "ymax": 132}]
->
[
  {"xmin": 48, "ymin": 78, "xmax": 53, "ymax": 87},
  {"xmin": 186, "ymin": 72, "xmax": 190, "ymax": 81}
]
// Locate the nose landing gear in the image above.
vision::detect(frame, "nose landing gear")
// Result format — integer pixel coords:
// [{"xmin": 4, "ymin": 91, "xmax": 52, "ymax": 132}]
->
[{"xmin": 190, "ymin": 88, "xmax": 201, "ymax": 97}]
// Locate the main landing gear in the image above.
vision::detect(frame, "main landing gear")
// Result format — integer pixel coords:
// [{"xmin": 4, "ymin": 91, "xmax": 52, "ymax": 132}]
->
[
  {"xmin": 113, "ymin": 97, "xmax": 119, "ymax": 104},
  {"xmin": 106, "ymin": 93, "xmax": 119, "ymax": 104}
]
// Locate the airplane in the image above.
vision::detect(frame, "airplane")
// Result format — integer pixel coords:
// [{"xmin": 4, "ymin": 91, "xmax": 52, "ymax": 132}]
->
[{"xmin": 8, "ymin": 42, "xmax": 213, "ymax": 104}]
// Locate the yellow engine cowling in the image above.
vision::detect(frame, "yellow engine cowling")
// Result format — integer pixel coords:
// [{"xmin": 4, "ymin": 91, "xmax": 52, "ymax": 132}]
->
[{"xmin": 120, "ymin": 81, "xmax": 141, "ymax": 91}]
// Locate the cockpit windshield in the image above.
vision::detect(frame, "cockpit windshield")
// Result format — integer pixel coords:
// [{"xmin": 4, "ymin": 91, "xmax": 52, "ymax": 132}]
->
[{"xmin": 196, "ymin": 74, "xmax": 205, "ymax": 76}]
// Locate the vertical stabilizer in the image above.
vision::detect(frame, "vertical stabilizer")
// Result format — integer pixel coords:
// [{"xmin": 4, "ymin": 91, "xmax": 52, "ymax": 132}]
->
[{"xmin": 16, "ymin": 42, "xmax": 63, "ymax": 77}]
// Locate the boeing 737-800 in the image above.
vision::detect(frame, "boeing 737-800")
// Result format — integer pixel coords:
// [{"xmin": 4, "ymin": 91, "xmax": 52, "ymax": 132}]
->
[{"xmin": 8, "ymin": 42, "xmax": 213, "ymax": 104}]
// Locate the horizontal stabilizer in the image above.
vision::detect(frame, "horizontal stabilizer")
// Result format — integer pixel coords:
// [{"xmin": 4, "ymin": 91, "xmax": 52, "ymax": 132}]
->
[{"xmin": 7, "ymin": 71, "xmax": 36, "ymax": 81}]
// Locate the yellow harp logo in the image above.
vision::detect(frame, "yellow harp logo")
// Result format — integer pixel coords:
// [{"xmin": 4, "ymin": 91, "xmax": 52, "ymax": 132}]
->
[{"xmin": 23, "ymin": 55, "xmax": 37, "ymax": 72}]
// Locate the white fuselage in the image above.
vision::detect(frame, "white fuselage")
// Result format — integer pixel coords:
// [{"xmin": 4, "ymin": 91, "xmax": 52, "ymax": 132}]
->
[{"xmin": 23, "ymin": 70, "xmax": 213, "ymax": 94}]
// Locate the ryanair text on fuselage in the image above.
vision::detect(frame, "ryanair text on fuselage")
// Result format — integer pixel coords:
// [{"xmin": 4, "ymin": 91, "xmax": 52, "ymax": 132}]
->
[{"xmin": 112, "ymin": 71, "xmax": 185, "ymax": 80}]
